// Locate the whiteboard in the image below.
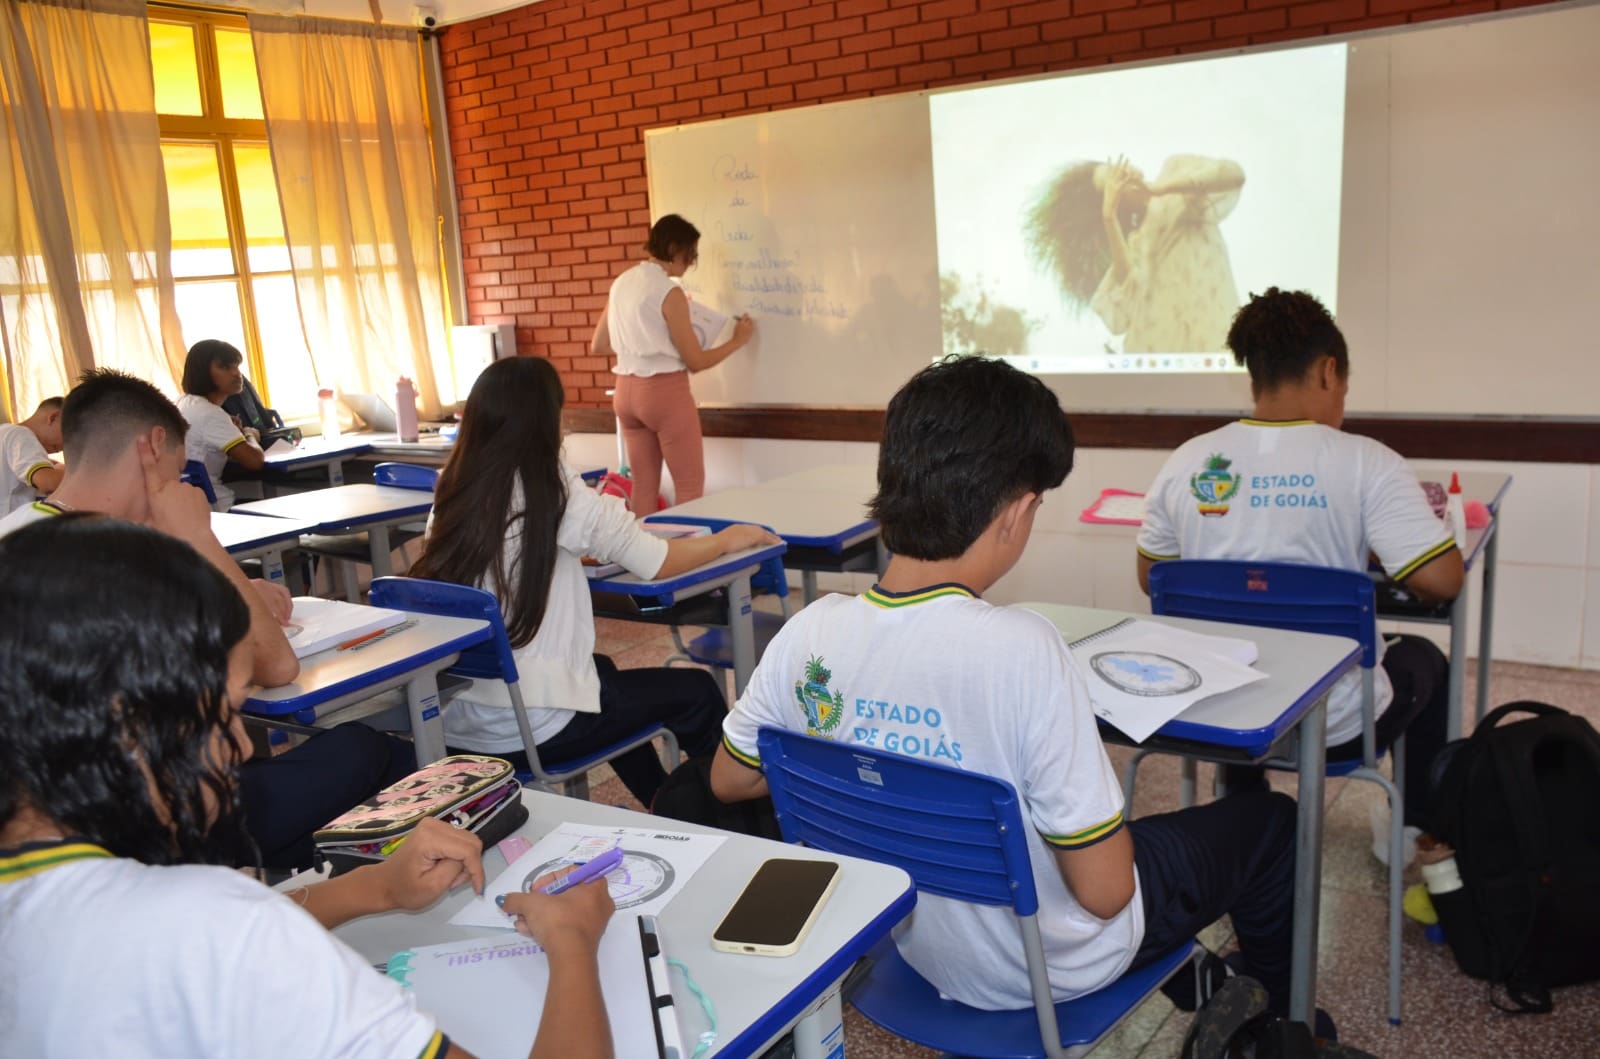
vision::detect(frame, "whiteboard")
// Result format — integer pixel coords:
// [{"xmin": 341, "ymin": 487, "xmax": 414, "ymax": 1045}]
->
[
  {"xmin": 642, "ymin": 2, "xmax": 1600, "ymax": 417},
  {"xmin": 645, "ymin": 92, "xmax": 939, "ymax": 406}
]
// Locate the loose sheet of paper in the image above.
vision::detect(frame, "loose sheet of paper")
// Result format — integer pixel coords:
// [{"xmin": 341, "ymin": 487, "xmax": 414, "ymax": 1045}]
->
[{"xmin": 453, "ymin": 823, "xmax": 726, "ymax": 929}]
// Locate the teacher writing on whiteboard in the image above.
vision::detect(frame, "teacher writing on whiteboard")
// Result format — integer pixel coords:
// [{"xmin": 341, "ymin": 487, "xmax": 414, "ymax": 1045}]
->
[{"xmin": 592, "ymin": 214, "xmax": 755, "ymax": 514}]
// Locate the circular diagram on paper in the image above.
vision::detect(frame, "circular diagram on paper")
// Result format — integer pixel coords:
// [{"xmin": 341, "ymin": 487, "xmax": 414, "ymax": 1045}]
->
[
  {"xmin": 523, "ymin": 850, "xmax": 676, "ymax": 910},
  {"xmin": 1090, "ymin": 651, "xmax": 1201, "ymax": 697}
]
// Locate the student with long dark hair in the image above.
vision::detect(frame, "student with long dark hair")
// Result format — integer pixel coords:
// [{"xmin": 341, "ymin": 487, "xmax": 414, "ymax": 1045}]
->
[
  {"xmin": 178, "ymin": 339, "xmax": 266, "ymax": 509},
  {"xmin": 592, "ymin": 214, "xmax": 755, "ymax": 513},
  {"xmin": 0, "ymin": 517, "xmax": 617, "ymax": 1058},
  {"xmin": 411, "ymin": 356, "xmax": 777, "ymax": 807}
]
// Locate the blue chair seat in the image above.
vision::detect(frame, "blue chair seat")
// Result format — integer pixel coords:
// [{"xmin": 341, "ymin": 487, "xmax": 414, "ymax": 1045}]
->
[
  {"xmin": 514, "ymin": 723, "xmax": 668, "ymax": 787},
  {"xmin": 853, "ymin": 937, "xmax": 1197, "ymax": 1059}
]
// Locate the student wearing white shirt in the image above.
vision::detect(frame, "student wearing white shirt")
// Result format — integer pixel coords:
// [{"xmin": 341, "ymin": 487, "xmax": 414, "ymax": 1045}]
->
[
  {"xmin": 1137, "ymin": 288, "xmax": 1461, "ymax": 839},
  {"xmin": 0, "ymin": 396, "xmax": 64, "ymax": 514},
  {"xmin": 591, "ymin": 214, "xmax": 755, "ymax": 514},
  {"xmin": 177, "ymin": 339, "xmax": 266, "ymax": 509},
  {"xmin": 411, "ymin": 356, "xmax": 779, "ymax": 808},
  {"xmin": 712, "ymin": 357, "xmax": 1322, "ymax": 1031},
  {"xmin": 0, "ymin": 516, "xmax": 617, "ymax": 1059}
]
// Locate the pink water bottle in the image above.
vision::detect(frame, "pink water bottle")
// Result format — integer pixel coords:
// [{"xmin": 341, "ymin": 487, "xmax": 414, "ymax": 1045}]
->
[{"xmin": 395, "ymin": 376, "xmax": 419, "ymax": 442}]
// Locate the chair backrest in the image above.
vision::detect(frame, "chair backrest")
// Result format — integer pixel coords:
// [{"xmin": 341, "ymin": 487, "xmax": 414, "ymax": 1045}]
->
[
  {"xmin": 181, "ymin": 460, "xmax": 217, "ymax": 503},
  {"xmin": 1148, "ymin": 559, "xmax": 1377, "ymax": 669},
  {"xmin": 756, "ymin": 727, "xmax": 1040, "ymax": 914},
  {"xmin": 368, "ymin": 576, "xmax": 517, "ymax": 684},
  {"xmin": 373, "ymin": 461, "xmax": 440, "ymax": 492},
  {"xmin": 644, "ymin": 515, "xmax": 789, "ymax": 599}
]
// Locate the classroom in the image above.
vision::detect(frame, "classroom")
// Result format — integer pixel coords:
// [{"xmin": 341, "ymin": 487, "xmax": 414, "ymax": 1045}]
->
[{"xmin": 3, "ymin": 0, "xmax": 1598, "ymax": 1057}]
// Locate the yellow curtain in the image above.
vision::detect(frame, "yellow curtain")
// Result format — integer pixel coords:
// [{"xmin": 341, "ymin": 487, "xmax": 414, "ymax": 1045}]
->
[
  {"xmin": 248, "ymin": 14, "xmax": 450, "ymax": 419},
  {"xmin": 0, "ymin": 0, "xmax": 185, "ymax": 418}
]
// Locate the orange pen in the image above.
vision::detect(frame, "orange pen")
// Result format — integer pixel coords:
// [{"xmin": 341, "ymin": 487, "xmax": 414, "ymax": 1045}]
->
[{"xmin": 336, "ymin": 628, "xmax": 390, "ymax": 651}]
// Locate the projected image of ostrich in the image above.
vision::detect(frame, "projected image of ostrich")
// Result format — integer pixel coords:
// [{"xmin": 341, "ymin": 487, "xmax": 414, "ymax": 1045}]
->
[{"xmin": 1026, "ymin": 154, "xmax": 1245, "ymax": 356}]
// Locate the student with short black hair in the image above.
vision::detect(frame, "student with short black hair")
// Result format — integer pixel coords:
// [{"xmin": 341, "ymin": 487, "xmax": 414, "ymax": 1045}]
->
[
  {"xmin": 0, "ymin": 396, "xmax": 64, "ymax": 514},
  {"xmin": 712, "ymin": 356, "xmax": 1316, "ymax": 1029},
  {"xmin": 1137, "ymin": 288, "xmax": 1459, "ymax": 851},
  {"xmin": 0, "ymin": 516, "xmax": 616, "ymax": 1059},
  {"xmin": 178, "ymin": 339, "xmax": 266, "ymax": 508}
]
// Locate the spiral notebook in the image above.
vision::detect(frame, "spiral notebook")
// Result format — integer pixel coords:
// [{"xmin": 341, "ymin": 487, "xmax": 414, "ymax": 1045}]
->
[{"xmin": 1068, "ymin": 618, "xmax": 1266, "ymax": 743}]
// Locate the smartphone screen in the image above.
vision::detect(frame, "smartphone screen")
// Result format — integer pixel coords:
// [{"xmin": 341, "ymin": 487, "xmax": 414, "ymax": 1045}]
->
[{"xmin": 713, "ymin": 859, "xmax": 840, "ymax": 949}]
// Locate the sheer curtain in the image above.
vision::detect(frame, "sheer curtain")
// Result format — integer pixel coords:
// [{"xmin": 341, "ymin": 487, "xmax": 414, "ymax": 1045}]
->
[
  {"xmin": 249, "ymin": 14, "xmax": 451, "ymax": 419},
  {"xmin": 0, "ymin": 0, "xmax": 184, "ymax": 417}
]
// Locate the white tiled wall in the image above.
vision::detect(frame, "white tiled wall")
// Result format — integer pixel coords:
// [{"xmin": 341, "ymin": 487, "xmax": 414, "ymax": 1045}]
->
[{"xmin": 567, "ymin": 433, "xmax": 1600, "ymax": 671}]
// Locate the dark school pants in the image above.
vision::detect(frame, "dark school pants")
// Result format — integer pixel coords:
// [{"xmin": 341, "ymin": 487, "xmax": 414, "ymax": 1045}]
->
[
  {"xmin": 1220, "ymin": 634, "xmax": 1450, "ymax": 830},
  {"xmin": 478, "ymin": 654, "xmax": 727, "ymax": 808},
  {"xmin": 240, "ymin": 721, "xmax": 417, "ymax": 870},
  {"xmin": 1128, "ymin": 790, "xmax": 1299, "ymax": 1015}
]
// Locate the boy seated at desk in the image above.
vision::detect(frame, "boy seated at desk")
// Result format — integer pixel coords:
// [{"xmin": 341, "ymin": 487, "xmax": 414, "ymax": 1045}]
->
[
  {"xmin": 1135, "ymin": 288, "xmax": 1461, "ymax": 857},
  {"xmin": 711, "ymin": 356, "xmax": 1316, "ymax": 1028},
  {"xmin": 0, "ymin": 369, "xmax": 414, "ymax": 871},
  {"xmin": 0, "ymin": 395, "xmax": 64, "ymax": 515},
  {"xmin": 0, "ymin": 516, "xmax": 616, "ymax": 1059}
]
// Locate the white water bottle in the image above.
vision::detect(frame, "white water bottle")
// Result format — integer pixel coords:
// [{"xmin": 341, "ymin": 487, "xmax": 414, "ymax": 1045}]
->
[
  {"xmin": 317, "ymin": 387, "xmax": 342, "ymax": 440},
  {"xmin": 1446, "ymin": 472, "xmax": 1467, "ymax": 548},
  {"xmin": 395, "ymin": 376, "xmax": 419, "ymax": 442},
  {"xmin": 1422, "ymin": 855, "xmax": 1463, "ymax": 896}
]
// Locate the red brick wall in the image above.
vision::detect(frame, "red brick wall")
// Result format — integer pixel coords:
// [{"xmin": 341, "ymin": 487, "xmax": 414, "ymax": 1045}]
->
[{"xmin": 439, "ymin": 0, "xmax": 1561, "ymax": 408}]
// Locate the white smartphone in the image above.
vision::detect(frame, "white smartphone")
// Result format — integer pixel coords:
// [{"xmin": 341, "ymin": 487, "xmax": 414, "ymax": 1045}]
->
[{"xmin": 711, "ymin": 858, "xmax": 841, "ymax": 957}]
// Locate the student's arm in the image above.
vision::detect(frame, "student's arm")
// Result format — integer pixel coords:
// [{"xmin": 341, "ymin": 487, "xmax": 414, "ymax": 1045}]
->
[
  {"xmin": 653, "ymin": 522, "xmax": 781, "ymax": 578},
  {"xmin": 591, "ymin": 298, "xmax": 615, "ymax": 359},
  {"xmin": 27, "ymin": 461, "xmax": 63, "ymax": 495},
  {"xmin": 285, "ymin": 818, "xmax": 485, "ymax": 930},
  {"xmin": 711, "ymin": 740, "xmax": 770, "ymax": 801},
  {"xmin": 224, "ymin": 433, "xmax": 266, "ymax": 472},
  {"xmin": 501, "ymin": 870, "xmax": 617, "ymax": 1059},
  {"xmin": 1396, "ymin": 546, "xmax": 1463, "ymax": 603},
  {"xmin": 1052, "ymin": 829, "xmax": 1137, "ymax": 920},
  {"xmin": 138, "ymin": 436, "xmax": 300, "ymax": 687},
  {"xmin": 662, "ymin": 287, "xmax": 753, "ymax": 373},
  {"xmin": 1136, "ymin": 553, "xmax": 1157, "ymax": 595},
  {"xmin": 1364, "ymin": 447, "xmax": 1465, "ymax": 604}
]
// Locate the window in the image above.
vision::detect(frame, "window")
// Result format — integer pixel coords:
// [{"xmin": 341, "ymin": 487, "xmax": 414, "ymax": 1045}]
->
[{"xmin": 151, "ymin": 7, "xmax": 317, "ymax": 419}]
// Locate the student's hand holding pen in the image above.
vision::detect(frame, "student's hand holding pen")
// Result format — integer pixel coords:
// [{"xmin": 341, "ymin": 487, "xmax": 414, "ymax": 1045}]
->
[
  {"xmin": 500, "ymin": 866, "xmax": 616, "ymax": 954},
  {"xmin": 249, "ymin": 578, "xmax": 294, "ymax": 625}
]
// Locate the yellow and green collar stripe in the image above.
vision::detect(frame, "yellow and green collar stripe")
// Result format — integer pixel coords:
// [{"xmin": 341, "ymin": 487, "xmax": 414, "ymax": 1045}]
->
[
  {"xmin": 1239, "ymin": 418, "xmax": 1316, "ymax": 428},
  {"xmin": 221, "ymin": 435, "xmax": 248, "ymax": 453},
  {"xmin": 0, "ymin": 841, "xmax": 112, "ymax": 883},
  {"xmin": 863, "ymin": 583, "xmax": 977, "ymax": 609},
  {"xmin": 416, "ymin": 1031, "xmax": 449, "ymax": 1059},
  {"xmin": 28, "ymin": 500, "xmax": 66, "ymax": 517},
  {"xmin": 1042, "ymin": 811, "xmax": 1124, "ymax": 849},
  {"xmin": 1391, "ymin": 538, "xmax": 1457, "ymax": 582}
]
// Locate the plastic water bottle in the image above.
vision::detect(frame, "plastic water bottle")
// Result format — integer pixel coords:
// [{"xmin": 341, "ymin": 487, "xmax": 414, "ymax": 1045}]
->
[
  {"xmin": 1446, "ymin": 473, "xmax": 1467, "ymax": 547},
  {"xmin": 318, "ymin": 387, "xmax": 341, "ymax": 440},
  {"xmin": 395, "ymin": 376, "xmax": 419, "ymax": 442}
]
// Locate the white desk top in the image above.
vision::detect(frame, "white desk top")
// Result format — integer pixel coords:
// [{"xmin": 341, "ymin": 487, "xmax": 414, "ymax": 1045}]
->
[
  {"xmin": 231, "ymin": 484, "xmax": 433, "ymax": 526},
  {"xmin": 210, "ymin": 511, "xmax": 319, "ymax": 551},
  {"xmin": 263, "ymin": 435, "xmax": 375, "ymax": 467},
  {"xmin": 656, "ymin": 489, "xmax": 875, "ymax": 544},
  {"xmin": 757, "ymin": 464, "xmax": 878, "ymax": 497},
  {"xmin": 329, "ymin": 791, "xmax": 914, "ymax": 1056},
  {"xmin": 589, "ymin": 541, "xmax": 787, "ymax": 597}
]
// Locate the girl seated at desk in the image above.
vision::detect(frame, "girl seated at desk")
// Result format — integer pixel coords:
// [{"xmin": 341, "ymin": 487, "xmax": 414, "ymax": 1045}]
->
[
  {"xmin": 177, "ymin": 339, "xmax": 266, "ymax": 510},
  {"xmin": 0, "ymin": 516, "xmax": 616, "ymax": 1058},
  {"xmin": 410, "ymin": 356, "xmax": 777, "ymax": 807}
]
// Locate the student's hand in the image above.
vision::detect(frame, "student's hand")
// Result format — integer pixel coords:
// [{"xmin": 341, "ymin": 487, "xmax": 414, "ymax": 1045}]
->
[
  {"xmin": 714, "ymin": 522, "xmax": 781, "ymax": 556},
  {"xmin": 502, "ymin": 868, "xmax": 615, "ymax": 957},
  {"xmin": 137, "ymin": 435, "xmax": 215, "ymax": 545},
  {"xmin": 732, "ymin": 314, "xmax": 755, "ymax": 346},
  {"xmin": 249, "ymin": 579, "xmax": 295, "ymax": 625},
  {"xmin": 243, "ymin": 426, "xmax": 262, "ymax": 448},
  {"xmin": 372, "ymin": 817, "xmax": 486, "ymax": 911}
]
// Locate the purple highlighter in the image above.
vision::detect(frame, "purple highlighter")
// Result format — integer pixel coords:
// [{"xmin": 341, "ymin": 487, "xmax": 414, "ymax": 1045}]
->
[{"xmin": 540, "ymin": 845, "xmax": 625, "ymax": 896}]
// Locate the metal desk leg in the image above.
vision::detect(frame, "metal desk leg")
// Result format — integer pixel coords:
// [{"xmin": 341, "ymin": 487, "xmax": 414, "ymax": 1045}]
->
[
  {"xmin": 368, "ymin": 524, "xmax": 394, "ymax": 578},
  {"xmin": 801, "ymin": 569, "xmax": 819, "ymax": 607},
  {"xmin": 1475, "ymin": 521, "xmax": 1500, "ymax": 727},
  {"xmin": 1447, "ymin": 590, "xmax": 1468, "ymax": 740},
  {"xmin": 328, "ymin": 458, "xmax": 346, "ymax": 486},
  {"xmin": 406, "ymin": 669, "xmax": 448, "ymax": 765},
  {"xmin": 1289, "ymin": 695, "xmax": 1327, "ymax": 1028},
  {"xmin": 729, "ymin": 572, "xmax": 756, "ymax": 698},
  {"xmin": 261, "ymin": 545, "xmax": 287, "ymax": 584}
]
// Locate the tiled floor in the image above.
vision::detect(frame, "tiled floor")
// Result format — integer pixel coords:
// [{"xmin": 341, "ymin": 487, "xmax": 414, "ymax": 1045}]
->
[{"xmin": 582, "ymin": 615, "xmax": 1600, "ymax": 1058}]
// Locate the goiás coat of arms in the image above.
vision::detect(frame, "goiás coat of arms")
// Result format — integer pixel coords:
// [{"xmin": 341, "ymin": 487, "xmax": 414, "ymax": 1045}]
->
[
  {"xmin": 1189, "ymin": 453, "xmax": 1240, "ymax": 517},
  {"xmin": 794, "ymin": 655, "xmax": 845, "ymax": 736}
]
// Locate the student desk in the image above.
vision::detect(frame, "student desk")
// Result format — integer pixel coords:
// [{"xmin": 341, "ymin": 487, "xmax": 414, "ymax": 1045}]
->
[
  {"xmin": 261, "ymin": 435, "xmax": 375, "ymax": 487},
  {"xmin": 230, "ymin": 484, "xmax": 435, "ymax": 577},
  {"xmin": 653, "ymin": 465, "xmax": 882, "ymax": 605},
  {"xmin": 1021, "ymin": 601, "xmax": 1362, "ymax": 1028},
  {"xmin": 244, "ymin": 613, "xmax": 490, "ymax": 765},
  {"xmin": 588, "ymin": 540, "xmax": 787, "ymax": 697},
  {"xmin": 211, "ymin": 512, "xmax": 318, "ymax": 584},
  {"xmin": 324, "ymin": 789, "xmax": 916, "ymax": 1057}
]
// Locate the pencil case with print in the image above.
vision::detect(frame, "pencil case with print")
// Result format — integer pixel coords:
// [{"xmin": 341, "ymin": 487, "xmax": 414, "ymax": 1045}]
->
[{"xmin": 312, "ymin": 754, "xmax": 527, "ymax": 874}]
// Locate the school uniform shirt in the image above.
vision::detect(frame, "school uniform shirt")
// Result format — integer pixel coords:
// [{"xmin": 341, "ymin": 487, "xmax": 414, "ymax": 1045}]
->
[
  {"xmin": 1138, "ymin": 419, "xmax": 1456, "ymax": 746},
  {"xmin": 0, "ymin": 497, "xmax": 63, "ymax": 540},
  {"xmin": 438, "ymin": 465, "xmax": 669, "ymax": 753},
  {"xmin": 607, "ymin": 260, "xmax": 685, "ymax": 377},
  {"xmin": 176, "ymin": 392, "xmax": 250, "ymax": 509},
  {"xmin": 722, "ymin": 585, "xmax": 1140, "ymax": 1011},
  {"xmin": 0, "ymin": 422, "xmax": 54, "ymax": 516},
  {"xmin": 0, "ymin": 840, "xmax": 446, "ymax": 1058}
]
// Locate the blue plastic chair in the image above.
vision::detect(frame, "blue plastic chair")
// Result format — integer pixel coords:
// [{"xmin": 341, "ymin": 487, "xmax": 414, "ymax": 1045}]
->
[
  {"xmin": 181, "ymin": 459, "xmax": 217, "ymax": 504},
  {"xmin": 1145, "ymin": 559, "xmax": 1407, "ymax": 1024},
  {"xmin": 300, "ymin": 462, "xmax": 438, "ymax": 601},
  {"xmin": 756, "ymin": 728, "xmax": 1198, "ymax": 1059},
  {"xmin": 369, "ymin": 576, "xmax": 678, "ymax": 799}
]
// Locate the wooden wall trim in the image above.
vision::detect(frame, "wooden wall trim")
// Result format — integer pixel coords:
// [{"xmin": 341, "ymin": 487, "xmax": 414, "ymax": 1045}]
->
[{"xmin": 562, "ymin": 407, "xmax": 1600, "ymax": 465}]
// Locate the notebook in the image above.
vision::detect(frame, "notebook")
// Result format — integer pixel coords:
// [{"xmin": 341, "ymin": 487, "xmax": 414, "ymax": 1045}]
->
[
  {"xmin": 283, "ymin": 597, "xmax": 408, "ymax": 658},
  {"xmin": 1068, "ymin": 618, "xmax": 1266, "ymax": 743},
  {"xmin": 386, "ymin": 914, "xmax": 684, "ymax": 1059}
]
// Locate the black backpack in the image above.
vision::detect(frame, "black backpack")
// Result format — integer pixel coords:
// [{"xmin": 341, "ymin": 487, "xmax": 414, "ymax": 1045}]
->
[
  {"xmin": 650, "ymin": 753, "xmax": 783, "ymax": 840},
  {"xmin": 1428, "ymin": 701, "xmax": 1600, "ymax": 1012}
]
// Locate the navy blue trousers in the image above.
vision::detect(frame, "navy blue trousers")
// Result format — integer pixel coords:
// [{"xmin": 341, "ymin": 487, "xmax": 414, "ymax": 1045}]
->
[{"xmin": 1128, "ymin": 790, "xmax": 1299, "ymax": 1015}]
